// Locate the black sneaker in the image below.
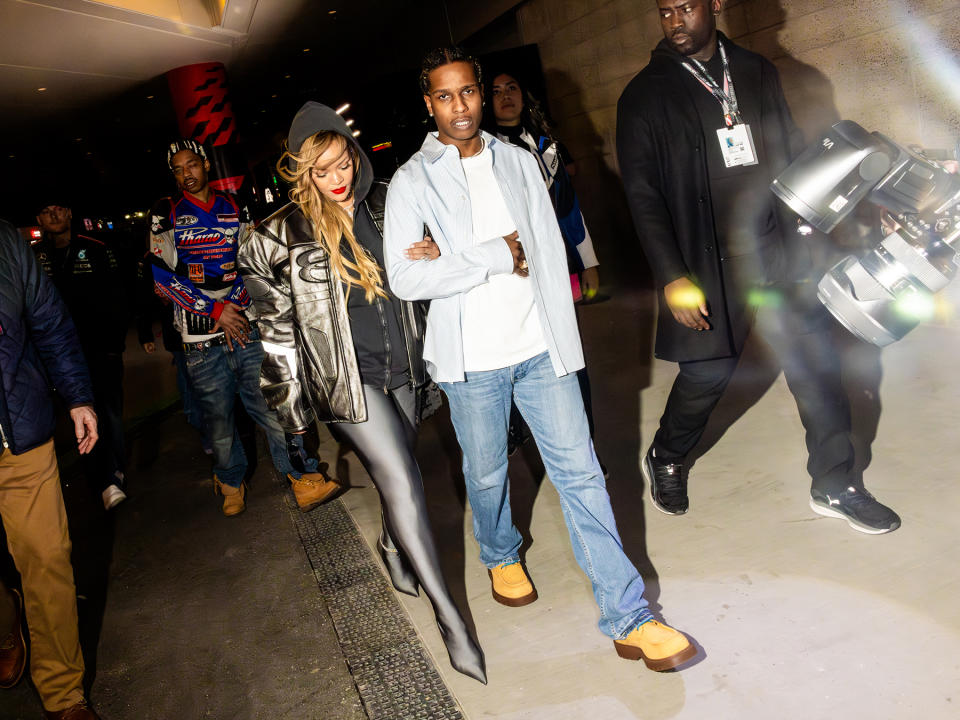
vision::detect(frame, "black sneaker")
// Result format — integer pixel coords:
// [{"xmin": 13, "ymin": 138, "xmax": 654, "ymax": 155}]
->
[
  {"xmin": 810, "ymin": 486, "xmax": 901, "ymax": 534},
  {"xmin": 641, "ymin": 448, "xmax": 688, "ymax": 515}
]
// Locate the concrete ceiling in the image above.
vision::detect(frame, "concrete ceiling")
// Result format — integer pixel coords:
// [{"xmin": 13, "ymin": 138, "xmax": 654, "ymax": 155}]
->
[
  {"xmin": 0, "ymin": 0, "xmax": 523, "ymax": 221},
  {"xmin": 0, "ymin": 0, "xmax": 322, "ymax": 129}
]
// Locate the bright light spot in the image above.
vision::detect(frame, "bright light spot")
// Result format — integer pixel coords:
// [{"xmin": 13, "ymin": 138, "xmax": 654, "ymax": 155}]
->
[
  {"xmin": 335, "ymin": 103, "xmax": 350, "ymax": 115},
  {"xmin": 37, "ymin": 87, "xmax": 47, "ymax": 92},
  {"xmin": 303, "ymin": 48, "xmax": 310, "ymax": 53},
  {"xmin": 893, "ymin": 290, "xmax": 935, "ymax": 321},
  {"xmin": 748, "ymin": 288, "xmax": 784, "ymax": 309},
  {"xmin": 352, "ymin": 130, "xmax": 361, "ymax": 137},
  {"xmin": 665, "ymin": 285, "xmax": 706, "ymax": 309},
  {"xmin": 124, "ymin": 214, "xmax": 131, "ymax": 219},
  {"xmin": 135, "ymin": 211, "xmax": 144, "ymax": 218},
  {"xmin": 345, "ymin": 118, "xmax": 355, "ymax": 126}
]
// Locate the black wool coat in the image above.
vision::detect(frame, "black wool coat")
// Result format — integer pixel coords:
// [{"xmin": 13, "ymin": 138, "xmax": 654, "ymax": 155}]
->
[{"xmin": 617, "ymin": 34, "xmax": 810, "ymax": 362}]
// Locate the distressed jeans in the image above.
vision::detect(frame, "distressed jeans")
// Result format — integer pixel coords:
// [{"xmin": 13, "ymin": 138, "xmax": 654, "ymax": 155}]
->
[{"xmin": 440, "ymin": 351, "xmax": 652, "ymax": 639}]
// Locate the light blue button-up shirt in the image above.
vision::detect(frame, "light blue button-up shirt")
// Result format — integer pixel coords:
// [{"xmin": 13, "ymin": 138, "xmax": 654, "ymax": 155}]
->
[{"xmin": 384, "ymin": 131, "xmax": 584, "ymax": 383}]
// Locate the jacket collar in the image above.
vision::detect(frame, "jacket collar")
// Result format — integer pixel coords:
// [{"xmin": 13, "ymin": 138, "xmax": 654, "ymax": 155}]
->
[{"xmin": 419, "ymin": 130, "xmax": 501, "ymax": 164}]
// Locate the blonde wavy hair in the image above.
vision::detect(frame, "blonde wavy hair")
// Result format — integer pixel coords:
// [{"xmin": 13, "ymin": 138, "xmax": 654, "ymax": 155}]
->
[{"xmin": 278, "ymin": 131, "xmax": 387, "ymax": 303}]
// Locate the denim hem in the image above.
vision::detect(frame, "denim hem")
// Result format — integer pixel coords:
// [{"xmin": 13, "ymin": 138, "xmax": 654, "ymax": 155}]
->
[
  {"xmin": 482, "ymin": 555, "xmax": 521, "ymax": 570},
  {"xmin": 610, "ymin": 608, "xmax": 656, "ymax": 640}
]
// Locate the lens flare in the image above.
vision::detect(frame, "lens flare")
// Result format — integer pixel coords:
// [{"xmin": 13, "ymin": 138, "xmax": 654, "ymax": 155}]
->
[
  {"xmin": 666, "ymin": 286, "xmax": 705, "ymax": 308},
  {"xmin": 747, "ymin": 288, "xmax": 784, "ymax": 309},
  {"xmin": 892, "ymin": 291, "xmax": 935, "ymax": 321}
]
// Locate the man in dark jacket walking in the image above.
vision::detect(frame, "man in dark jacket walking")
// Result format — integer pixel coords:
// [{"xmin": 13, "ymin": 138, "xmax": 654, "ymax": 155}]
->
[
  {"xmin": 0, "ymin": 219, "xmax": 101, "ymax": 718},
  {"xmin": 616, "ymin": 0, "xmax": 899, "ymax": 533},
  {"xmin": 33, "ymin": 200, "xmax": 128, "ymax": 510}
]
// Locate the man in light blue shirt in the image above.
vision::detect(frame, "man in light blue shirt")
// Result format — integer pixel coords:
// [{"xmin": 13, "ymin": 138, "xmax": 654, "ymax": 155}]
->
[{"xmin": 384, "ymin": 46, "xmax": 696, "ymax": 670}]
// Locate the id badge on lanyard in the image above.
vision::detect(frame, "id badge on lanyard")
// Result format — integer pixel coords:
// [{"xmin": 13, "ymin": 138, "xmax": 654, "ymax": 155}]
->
[{"xmin": 682, "ymin": 41, "xmax": 759, "ymax": 168}]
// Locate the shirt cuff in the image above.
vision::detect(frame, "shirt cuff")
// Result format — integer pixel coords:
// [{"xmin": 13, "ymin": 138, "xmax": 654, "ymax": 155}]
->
[
  {"xmin": 210, "ymin": 301, "xmax": 225, "ymax": 321},
  {"xmin": 479, "ymin": 236, "xmax": 516, "ymax": 276}
]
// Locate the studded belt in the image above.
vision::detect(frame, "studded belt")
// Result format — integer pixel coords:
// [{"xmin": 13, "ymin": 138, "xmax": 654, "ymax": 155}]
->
[{"xmin": 183, "ymin": 321, "xmax": 257, "ymax": 352}]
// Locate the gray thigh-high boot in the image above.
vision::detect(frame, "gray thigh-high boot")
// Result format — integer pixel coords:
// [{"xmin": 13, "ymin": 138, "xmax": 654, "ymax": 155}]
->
[{"xmin": 329, "ymin": 386, "xmax": 486, "ymax": 684}]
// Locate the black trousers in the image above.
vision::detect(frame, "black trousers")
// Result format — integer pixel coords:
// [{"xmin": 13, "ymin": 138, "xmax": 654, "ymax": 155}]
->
[
  {"xmin": 80, "ymin": 350, "xmax": 125, "ymax": 492},
  {"xmin": 653, "ymin": 303, "xmax": 854, "ymax": 495}
]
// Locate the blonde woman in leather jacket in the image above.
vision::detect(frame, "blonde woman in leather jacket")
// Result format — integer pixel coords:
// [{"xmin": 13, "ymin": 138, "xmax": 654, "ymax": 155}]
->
[{"xmin": 238, "ymin": 102, "xmax": 485, "ymax": 684}]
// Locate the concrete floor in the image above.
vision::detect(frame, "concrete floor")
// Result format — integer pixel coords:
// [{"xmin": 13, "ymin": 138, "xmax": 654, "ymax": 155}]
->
[
  {"xmin": 342, "ymin": 286, "xmax": 960, "ymax": 720},
  {"xmin": 3, "ymin": 284, "xmax": 959, "ymax": 719}
]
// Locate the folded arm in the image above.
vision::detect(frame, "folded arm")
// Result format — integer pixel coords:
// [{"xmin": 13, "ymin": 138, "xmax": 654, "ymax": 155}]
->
[{"xmin": 384, "ymin": 174, "xmax": 514, "ymax": 301}]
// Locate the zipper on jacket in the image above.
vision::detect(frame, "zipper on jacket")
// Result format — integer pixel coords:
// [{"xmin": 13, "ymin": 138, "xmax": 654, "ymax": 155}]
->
[
  {"xmin": 375, "ymin": 298, "xmax": 392, "ymax": 394},
  {"xmin": 0, "ymin": 421, "xmax": 9, "ymax": 449}
]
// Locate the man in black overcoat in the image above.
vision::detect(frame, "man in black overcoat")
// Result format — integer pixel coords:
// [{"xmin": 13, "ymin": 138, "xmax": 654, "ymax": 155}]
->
[{"xmin": 616, "ymin": 0, "xmax": 899, "ymax": 534}]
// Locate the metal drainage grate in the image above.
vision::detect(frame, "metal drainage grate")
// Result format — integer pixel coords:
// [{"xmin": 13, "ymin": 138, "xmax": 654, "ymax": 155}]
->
[{"xmin": 286, "ymin": 491, "xmax": 464, "ymax": 720}]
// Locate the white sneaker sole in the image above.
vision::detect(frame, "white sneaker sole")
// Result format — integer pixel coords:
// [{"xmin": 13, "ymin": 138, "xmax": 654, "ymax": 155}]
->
[
  {"xmin": 642, "ymin": 455, "xmax": 686, "ymax": 516},
  {"xmin": 808, "ymin": 498, "xmax": 896, "ymax": 535},
  {"xmin": 102, "ymin": 490, "xmax": 126, "ymax": 510}
]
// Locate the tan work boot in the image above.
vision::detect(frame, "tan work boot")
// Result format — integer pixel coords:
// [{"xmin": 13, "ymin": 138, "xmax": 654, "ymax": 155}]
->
[
  {"xmin": 488, "ymin": 561, "xmax": 537, "ymax": 607},
  {"xmin": 213, "ymin": 476, "xmax": 246, "ymax": 517},
  {"xmin": 614, "ymin": 620, "xmax": 697, "ymax": 671},
  {"xmin": 288, "ymin": 472, "xmax": 340, "ymax": 512}
]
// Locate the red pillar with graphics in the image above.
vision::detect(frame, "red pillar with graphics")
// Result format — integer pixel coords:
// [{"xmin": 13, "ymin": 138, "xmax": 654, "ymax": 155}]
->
[{"xmin": 166, "ymin": 62, "xmax": 247, "ymax": 194}]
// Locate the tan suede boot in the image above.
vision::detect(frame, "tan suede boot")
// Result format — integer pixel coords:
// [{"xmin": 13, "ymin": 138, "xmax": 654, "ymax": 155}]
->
[
  {"xmin": 213, "ymin": 476, "xmax": 246, "ymax": 517},
  {"xmin": 288, "ymin": 472, "xmax": 340, "ymax": 512},
  {"xmin": 488, "ymin": 562, "xmax": 537, "ymax": 607},
  {"xmin": 614, "ymin": 620, "xmax": 697, "ymax": 671}
]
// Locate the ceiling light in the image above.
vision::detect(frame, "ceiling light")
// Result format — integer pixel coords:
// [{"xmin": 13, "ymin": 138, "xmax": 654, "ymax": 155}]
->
[
  {"xmin": 328, "ymin": 9, "xmax": 336, "ymax": 14},
  {"xmin": 335, "ymin": 103, "xmax": 350, "ymax": 115},
  {"xmin": 352, "ymin": 130, "xmax": 361, "ymax": 137},
  {"xmin": 146, "ymin": 95, "xmax": 154, "ymax": 99},
  {"xmin": 37, "ymin": 87, "xmax": 46, "ymax": 92},
  {"xmin": 345, "ymin": 118, "xmax": 355, "ymax": 126},
  {"xmin": 303, "ymin": 48, "xmax": 310, "ymax": 53}
]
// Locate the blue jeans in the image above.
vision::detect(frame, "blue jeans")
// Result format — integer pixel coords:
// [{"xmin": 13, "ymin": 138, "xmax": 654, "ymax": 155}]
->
[
  {"xmin": 183, "ymin": 329, "xmax": 317, "ymax": 488},
  {"xmin": 440, "ymin": 351, "xmax": 652, "ymax": 639},
  {"xmin": 172, "ymin": 350, "xmax": 209, "ymax": 444}
]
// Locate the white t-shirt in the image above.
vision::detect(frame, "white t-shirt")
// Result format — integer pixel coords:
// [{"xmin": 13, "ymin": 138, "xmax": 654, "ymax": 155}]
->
[{"xmin": 460, "ymin": 142, "xmax": 547, "ymax": 371}]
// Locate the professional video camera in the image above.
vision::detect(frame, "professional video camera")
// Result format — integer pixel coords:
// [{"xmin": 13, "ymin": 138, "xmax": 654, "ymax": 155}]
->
[{"xmin": 771, "ymin": 120, "xmax": 960, "ymax": 346}]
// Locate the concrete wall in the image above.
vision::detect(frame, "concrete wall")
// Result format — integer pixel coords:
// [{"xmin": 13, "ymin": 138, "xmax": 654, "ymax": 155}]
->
[{"xmin": 513, "ymin": 0, "xmax": 960, "ymax": 280}]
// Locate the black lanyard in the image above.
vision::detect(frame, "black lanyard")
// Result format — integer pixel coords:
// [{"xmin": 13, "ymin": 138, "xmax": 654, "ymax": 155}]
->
[{"xmin": 680, "ymin": 40, "xmax": 742, "ymax": 127}]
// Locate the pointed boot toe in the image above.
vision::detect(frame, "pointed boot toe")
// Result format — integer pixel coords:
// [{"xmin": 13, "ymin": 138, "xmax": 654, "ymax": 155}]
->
[{"xmin": 438, "ymin": 620, "xmax": 487, "ymax": 684}]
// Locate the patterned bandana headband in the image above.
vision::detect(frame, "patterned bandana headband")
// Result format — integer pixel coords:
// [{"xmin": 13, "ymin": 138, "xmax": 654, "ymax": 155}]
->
[{"xmin": 167, "ymin": 139, "xmax": 208, "ymax": 169}]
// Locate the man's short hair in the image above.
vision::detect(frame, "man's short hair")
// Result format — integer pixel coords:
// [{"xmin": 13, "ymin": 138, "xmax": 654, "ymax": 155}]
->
[
  {"xmin": 419, "ymin": 47, "xmax": 483, "ymax": 95},
  {"xmin": 166, "ymin": 139, "xmax": 208, "ymax": 170}
]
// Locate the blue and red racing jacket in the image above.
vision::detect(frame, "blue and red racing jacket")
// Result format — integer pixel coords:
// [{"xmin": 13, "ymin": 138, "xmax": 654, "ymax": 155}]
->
[{"xmin": 149, "ymin": 191, "xmax": 253, "ymax": 341}]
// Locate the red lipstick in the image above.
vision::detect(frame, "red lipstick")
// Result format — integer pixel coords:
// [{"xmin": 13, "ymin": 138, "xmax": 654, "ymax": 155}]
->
[{"xmin": 332, "ymin": 187, "xmax": 347, "ymax": 195}]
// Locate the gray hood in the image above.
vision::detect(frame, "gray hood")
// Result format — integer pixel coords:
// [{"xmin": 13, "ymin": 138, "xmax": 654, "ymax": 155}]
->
[{"xmin": 287, "ymin": 101, "xmax": 374, "ymax": 204}]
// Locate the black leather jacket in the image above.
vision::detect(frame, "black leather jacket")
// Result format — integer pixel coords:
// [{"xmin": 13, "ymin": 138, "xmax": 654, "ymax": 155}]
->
[{"xmin": 238, "ymin": 181, "xmax": 426, "ymax": 431}]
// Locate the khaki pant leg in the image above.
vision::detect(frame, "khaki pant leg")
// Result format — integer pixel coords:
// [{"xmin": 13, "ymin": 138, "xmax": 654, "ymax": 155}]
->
[{"xmin": 0, "ymin": 439, "xmax": 85, "ymax": 711}]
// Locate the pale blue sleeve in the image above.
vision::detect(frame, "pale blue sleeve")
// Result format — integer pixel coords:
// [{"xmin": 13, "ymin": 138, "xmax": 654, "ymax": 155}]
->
[{"xmin": 384, "ymin": 171, "xmax": 514, "ymax": 301}]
